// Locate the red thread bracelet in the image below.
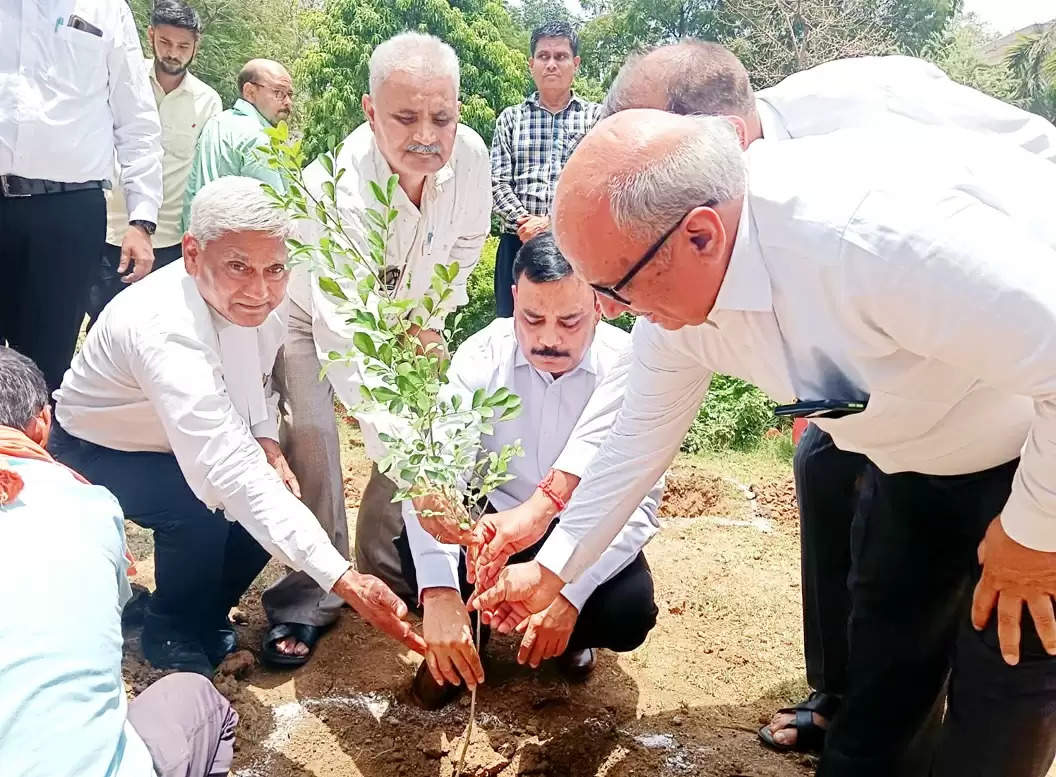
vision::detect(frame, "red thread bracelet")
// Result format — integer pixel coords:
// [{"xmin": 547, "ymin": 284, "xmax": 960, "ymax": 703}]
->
[{"xmin": 538, "ymin": 471, "xmax": 567, "ymax": 512}]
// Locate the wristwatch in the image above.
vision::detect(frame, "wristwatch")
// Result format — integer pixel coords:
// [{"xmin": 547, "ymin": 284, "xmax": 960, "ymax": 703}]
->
[{"xmin": 129, "ymin": 219, "xmax": 156, "ymax": 235}]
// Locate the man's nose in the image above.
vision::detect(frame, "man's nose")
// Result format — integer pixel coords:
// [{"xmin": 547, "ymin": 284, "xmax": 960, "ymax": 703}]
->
[
  {"xmin": 243, "ymin": 272, "xmax": 269, "ymax": 300},
  {"xmin": 414, "ymin": 122, "xmax": 437, "ymax": 145},
  {"xmin": 598, "ymin": 295, "xmax": 630, "ymax": 319}
]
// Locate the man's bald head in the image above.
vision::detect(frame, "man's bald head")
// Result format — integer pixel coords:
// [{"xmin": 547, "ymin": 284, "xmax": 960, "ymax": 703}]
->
[
  {"xmin": 554, "ymin": 109, "xmax": 745, "ymax": 329},
  {"xmin": 237, "ymin": 59, "xmax": 293, "ymax": 125},
  {"xmin": 601, "ymin": 41, "xmax": 759, "ymax": 143}
]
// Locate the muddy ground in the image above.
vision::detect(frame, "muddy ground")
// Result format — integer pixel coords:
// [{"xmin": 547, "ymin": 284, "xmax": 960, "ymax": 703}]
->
[{"xmin": 121, "ymin": 431, "xmax": 823, "ymax": 777}]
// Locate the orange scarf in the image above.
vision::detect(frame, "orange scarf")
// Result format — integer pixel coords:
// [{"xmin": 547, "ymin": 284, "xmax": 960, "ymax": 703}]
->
[{"xmin": 0, "ymin": 425, "xmax": 138, "ymax": 575}]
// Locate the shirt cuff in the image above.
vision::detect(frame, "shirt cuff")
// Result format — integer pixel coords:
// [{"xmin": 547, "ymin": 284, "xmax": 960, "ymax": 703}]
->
[
  {"xmin": 303, "ymin": 543, "xmax": 352, "ymax": 593},
  {"xmin": 559, "ymin": 576, "xmax": 596, "ymax": 612},
  {"xmin": 414, "ymin": 550, "xmax": 461, "ymax": 600},
  {"xmin": 126, "ymin": 197, "xmax": 159, "ymax": 225},
  {"xmin": 250, "ymin": 417, "xmax": 280, "ymax": 443},
  {"xmin": 551, "ymin": 439, "xmax": 599, "ymax": 480},
  {"xmin": 1000, "ymin": 483, "xmax": 1056, "ymax": 551},
  {"xmin": 534, "ymin": 523, "xmax": 581, "ymax": 583}
]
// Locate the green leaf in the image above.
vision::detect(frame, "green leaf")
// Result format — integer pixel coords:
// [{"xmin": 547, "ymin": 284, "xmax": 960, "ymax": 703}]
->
[
  {"xmin": 373, "ymin": 387, "xmax": 399, "ymax": 402},
  {"xmin": 322, "ymin": 180, "xmax": 336, "ymax": 202},
  {"xmin": 352, "ymin": 332, "xmax": 377, "ymax": 359},
  {"xmin": 320, "ymin": 153, "xmax": 335, "ymax": 176},
  {"xmin": 386, "ymin": 174, "xmax": 399, "ymax": 203},
  {"xmin": 369, "ymin": 180, "xmax": 387, "ymax": 207},
  {"xmin": 471, "ymin": 388, "xmax": 486, "ymax": 409},
  {"xmin": 447, "ymin": 261, "xmax": 460, "ymax": 282},
  {"xmin": 317, "ymin": 276, "xmax": 347, "ymax": 301}
]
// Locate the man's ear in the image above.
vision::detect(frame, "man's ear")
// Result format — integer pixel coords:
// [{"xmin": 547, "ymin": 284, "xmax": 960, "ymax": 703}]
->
[
  {"xmin": 182, "ymin": 234, "xmax": 200, "ymax": 275},
  {"xmin": 26, "ymin": 404, "xmax": 52, "ymax": 448},
  {"xmin": 147, "ymin": 26, "xmax": 155, "ymax": 49},
  {"xmin": 722, "ymin": 115, "xmax": 749, "ymax": 150},
  {"xmin": 362, "ymin": 94, "xmax": 375, "ymax": 129}
]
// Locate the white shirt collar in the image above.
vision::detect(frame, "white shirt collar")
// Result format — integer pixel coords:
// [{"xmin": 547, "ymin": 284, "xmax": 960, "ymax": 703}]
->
[
  {"xmin": 755, "ymin": 96, "xmax": 791, "ymax": 141},
  {"xmin": 710, "ymin": 190, "xmax": 773, "ymax": 317}
]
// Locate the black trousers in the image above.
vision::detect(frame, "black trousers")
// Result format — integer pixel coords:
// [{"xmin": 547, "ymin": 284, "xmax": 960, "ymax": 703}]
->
[
  {"xmin": 395, "ymin": 519, "xmax": 658, "ymax": 654},
  {"xmin": 86, "ymin": 242, "xmax": 183, "ymax": 330},
  {"xmin": 49, "ymin": 422, "xmax": 272, "ymax": 644},
  {"xmin": 0, "ymin": 188, "xmax": 105, "ymax": 391},
  {"xmin": 820, "ymin": 457, "xmax": 1056, "ymax": 777},
  {"xmin": 493, "ymin": 232, "xmax": 522, "ymax": 318},
  {"xmin": 796, "ymin": 423, "xmax": 866, "ymax": 695}
]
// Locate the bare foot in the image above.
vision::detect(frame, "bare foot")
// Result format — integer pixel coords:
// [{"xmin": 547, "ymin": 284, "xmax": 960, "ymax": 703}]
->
[{"xmin": 274, "ymin": 637, "xmax": 310, "ymax": 657}]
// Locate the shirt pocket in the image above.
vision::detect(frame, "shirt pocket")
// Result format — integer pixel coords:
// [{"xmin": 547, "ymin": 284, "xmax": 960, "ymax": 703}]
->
[
  {"xmin": 163, "ymin": 126, "xmax": 197, "ymax": 161},
  {"xmin": 47, "ymin": 25, "xmax": 108, "ymax": 95}
]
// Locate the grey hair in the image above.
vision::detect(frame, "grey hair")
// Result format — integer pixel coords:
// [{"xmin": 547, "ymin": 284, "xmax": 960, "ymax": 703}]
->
[
  {"xmin": 187, "ymin": 176, "xmax": 292, "ymax": 247},
  {"xmin": 601, "ymin": 40, "xmax": 755, "ymax": 121},
  {"xmin": 0, "ymin": 346, "xmax": 48, "ymax": 431},
  {"xmin": 369, "ymin": 32, "xmax": 460, "ymax": 97},
  {"xmin": 609, "ymin": 115, "xmax": 746, "ymax": 237}
]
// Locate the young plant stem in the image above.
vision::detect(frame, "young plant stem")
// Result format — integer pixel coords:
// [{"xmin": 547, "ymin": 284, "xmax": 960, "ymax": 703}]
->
[{"xmin": 455, "ymin": 602, "xmax": 482, "ymax": 777}]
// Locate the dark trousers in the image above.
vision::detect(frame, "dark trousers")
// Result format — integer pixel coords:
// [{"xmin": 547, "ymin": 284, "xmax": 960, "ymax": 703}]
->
[
  {"xmin": 820, "ymin": 458, "xmax": 1056, "ymax": 777},
  {"xmin": 48, "ymin": 423, "xmax": 271, "ymax": 644},
  {"xmin": 395, "ymin": 519, "xmax": 659, "ymax": 654},
  {"xmin": 0, "ymin": 188, "xmax": 105, "ymax": 391},
  {"xmin": 493, "ymin": 232, "xmax": 522, "ymax": 318},
  {"xmin": 86, "ymin": 242, "xmax": 183, "ymax": 330},
  {"xmin": 796, "ymin": 423, "xmax": 865, "ymax": 695}
]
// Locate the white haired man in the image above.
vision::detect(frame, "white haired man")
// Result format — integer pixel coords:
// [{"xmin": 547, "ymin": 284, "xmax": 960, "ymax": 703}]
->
[
  {"xmin": 590, "ymin": 40, "xmax": 1056, "ymax": 754},
  {"xmin": 259, "ymin": 30, "xmax": 491, "ymax": 666},
  {"xmin": 473, "ymin": 113, "xmax": 1056, "ymax": 776},
  {"xmin": 51, "ymin": 176, "xmax": 426, "ymax": 676}
]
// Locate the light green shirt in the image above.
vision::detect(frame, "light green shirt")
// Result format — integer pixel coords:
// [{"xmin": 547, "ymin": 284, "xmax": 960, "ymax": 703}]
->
[{"xmin": 179, "ymin": 98, "xmax": 285, "ymax": 230}]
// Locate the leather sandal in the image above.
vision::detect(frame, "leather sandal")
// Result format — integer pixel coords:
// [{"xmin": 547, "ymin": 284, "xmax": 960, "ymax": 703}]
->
[
  {"xmin": 757, "ymin": 690, "xmax": 841, "ymax": 754},
  {"xmin": 261, "ymin": 622, "xmax": 328, "ymax": 668}
]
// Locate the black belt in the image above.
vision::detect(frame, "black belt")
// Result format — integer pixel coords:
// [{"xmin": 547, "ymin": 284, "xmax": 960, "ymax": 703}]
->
[{"xmin": 0, "ymin": 174, "xmax": 106, "ymax": 198}]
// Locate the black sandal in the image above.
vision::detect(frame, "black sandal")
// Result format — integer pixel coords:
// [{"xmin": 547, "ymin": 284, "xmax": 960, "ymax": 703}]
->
[
  {"xmin": 261, "ymin": 622, "xmax": 328, "ymax": 667},
  {"xmin": 757, "ymin": 691, "xmax": 841, "ymax": 754}
]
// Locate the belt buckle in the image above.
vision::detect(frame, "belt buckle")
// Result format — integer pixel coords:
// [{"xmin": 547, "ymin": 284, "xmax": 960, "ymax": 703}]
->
[{"xmin": 0, "ymin": 175, "xmax": 31, "ymax": 198}]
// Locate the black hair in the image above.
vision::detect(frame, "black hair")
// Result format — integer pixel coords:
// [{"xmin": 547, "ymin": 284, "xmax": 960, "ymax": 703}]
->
[
  {"xmin": 150, "ymin": 0, "xmax": 202, "ymax": 35},
  {"xmin": 530, "ymin": 20, "xmax": 578, "ymax": 57},
  {"xmin": 0, "ymin": 346, "xmax": 48, "ymax": 431},
  {"xmin": 513, "ymin": 232, "xmax": 574, "ymax": 284}
]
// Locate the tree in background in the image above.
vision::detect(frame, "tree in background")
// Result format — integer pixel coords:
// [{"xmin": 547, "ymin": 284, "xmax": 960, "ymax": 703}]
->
[
  {"xmin": 128, "ymin": 0, "xmax": 309, "ymax": 108},
  {"xmin": 1005, "ymin": 26, "xmax": 1056, "ymax": 121},
  {"xmin": 922, "ymin": 14, "xmax": 1018, "ymax": 101},
  {"xmin": 296, "ymin": 0, "xmax": 530, "ymax": 161}
]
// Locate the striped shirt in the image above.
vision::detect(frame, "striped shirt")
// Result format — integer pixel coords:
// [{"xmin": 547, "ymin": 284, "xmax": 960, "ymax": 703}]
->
[{"xmin": 490, "ymin": 92, "xmax": 600, "ymax": 232}]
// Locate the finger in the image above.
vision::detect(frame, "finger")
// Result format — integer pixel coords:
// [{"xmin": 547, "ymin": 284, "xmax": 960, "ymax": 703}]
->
[
  {"xmin": 130, "ymin": 255, "xmax": 153, "ymax": 282},
  {"xmin": 285, "ymin": 469, "xmax": 302, "ymax": 499},
  {"xmin": 436, "ymin": 651, "xmax": 462, "ymax": 686},
  {"xmin": 450, "ymin": 644, "xmax": 481, "ymax": 690},
  {"xmin": 528, "ymin": 631, "xmax": 549, "ymax": 668},
  {"xmin": 1026, "ymin": 594, "xmax": 1056, "ymax": 656},
  {"xmin": 542, "ymin": 635, "xmax": 561, "ymax": 662},
  {"xmin": 971, "ymin": 577, "xmax": 999, "ymax": 631},
  {"xmin": 514, "ymin": 616, "xmax": 531, "ymax": 634},
  {"xmin": 495, "ymin": 605, "xmax": 521, "ymax": 635},
  {"xmin": 517, "ymin": 622, "xmax": 537, "ymax": 665},
  {"xmin": 462, "ymin": 639, "xmax": 486, "ymax": 685},
  {"xmin": 997, "ymin": 592, "xmax": 1023, "ymax": 666},
  {"xmin": 469, "ymin": 578, "xmax": 508, "ymax": 612},
  {"xmin": 118, "ymin": 244, "xmax": 132, "ymax": 275},
  {"xmin": 425, "ymin": 652, "xmax": 445, "ymax": 686}
]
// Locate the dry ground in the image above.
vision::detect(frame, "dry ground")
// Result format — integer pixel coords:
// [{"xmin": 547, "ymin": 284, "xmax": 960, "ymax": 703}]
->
[{"xmin": 116, "ymin": 426, "xmax": 912, "ymax": 777}]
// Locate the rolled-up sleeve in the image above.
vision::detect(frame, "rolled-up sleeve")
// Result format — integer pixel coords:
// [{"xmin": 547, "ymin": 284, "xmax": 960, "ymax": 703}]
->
[
  {"xmin": 107, "ymin": 3, "xmax": 162, "ymax": 224},
  {"xmin": 536, "ymin": 321, "xmax": 712, "ymax": 582},
  {"xmin": 129, "ymin": 328, "xmax": 350, "ymax": 592}
]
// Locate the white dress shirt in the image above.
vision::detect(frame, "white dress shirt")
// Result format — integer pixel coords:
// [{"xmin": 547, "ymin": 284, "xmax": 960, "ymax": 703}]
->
[
  {"xmin": 106, "ymin": 61, "xmax": 222, "ymax": 248},
  {"xmin": 536, "ymin": 127, "xmax": 1056, "ymax": 583},
  {"xmin": 288, "ymin": 121, "xmax": 492, "ymax": 459},
  {"xmin": 403, "ymin": 318, "xmax": 662, "ymax": 610},
  {"xmin": 755, "ymin": 55, "xmax": 1056, "ymax": 161},
  {"xmin": 53, "ymin": 262, "xmax": 350, "ymax": 594},
  {"xmin": 0, "ymin": 0, "xmax": 163, "ymax": 223}
]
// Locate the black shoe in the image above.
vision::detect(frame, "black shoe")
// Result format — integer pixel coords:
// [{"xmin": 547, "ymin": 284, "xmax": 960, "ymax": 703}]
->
[
  {"xmin": 141, "ymin": 631, "xmax": 214, "ymax": 676},
  {"xmin": 203, "ymin": 624, "xmax": 237, "ymax": 666},
  {"xmin": 410, "ymin": 659, "xmax": 466, "ymax": 710},
  {"xmin": 121, "ymin": 584, "xmax": 151, "ymax": 628},
  {"xmin": 556, "ymin": 647, "xmax": 596, "ymax": 682}
]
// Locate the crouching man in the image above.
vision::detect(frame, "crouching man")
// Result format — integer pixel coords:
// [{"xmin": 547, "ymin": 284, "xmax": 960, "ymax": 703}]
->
[
  {"xmin": 0, "ymin": 346, "xmax": 238, "ymax": 777},
  {"xmin": 50, "ymin": 176, "xmax": 426, "ymax": 676},
  {"xmin": 398, "ymin": 233, "xmax": 661, "ymax": 707}
]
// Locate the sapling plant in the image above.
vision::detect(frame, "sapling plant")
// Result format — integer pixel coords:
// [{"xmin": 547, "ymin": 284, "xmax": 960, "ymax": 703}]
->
[{"xmin": 260, "ymin": 123, "xmax": 523, "ymax": 774}]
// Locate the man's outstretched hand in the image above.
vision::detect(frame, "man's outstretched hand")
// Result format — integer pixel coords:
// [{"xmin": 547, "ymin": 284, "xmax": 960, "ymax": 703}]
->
[
  {"xmin": 333, "ymin": 569, "xmax": 427, "ymax": 655},
  {"xmin": 468, "ymin": 560, "xmax": 565, "ymax": 623},
  {"xmin": 971, "ymin": 515, "xmax": 1056, "ymax": 665},
  {"xmin": 470, "ymin": 502, "xmax": 552, "ymax": 588}
]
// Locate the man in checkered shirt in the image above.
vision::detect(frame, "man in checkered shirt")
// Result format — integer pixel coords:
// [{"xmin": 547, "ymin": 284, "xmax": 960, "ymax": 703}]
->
[{"xmin": 490, "ymin": 20, "xmax": 601, "ymax": 317}]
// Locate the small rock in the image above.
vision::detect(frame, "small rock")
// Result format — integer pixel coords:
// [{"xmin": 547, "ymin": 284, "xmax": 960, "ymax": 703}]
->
[
  {"xmin": 448, "ymin": 729, "xmax": 509, "ymax": 777},
  {"xmin": 458, "ymin": 694, "xmax": 472, "ymax": 708},
  {"xmin": 419, "ymin": 731, "xmax": 451, "ymax": 759},
  {"xmin": 672, "ymin": 716, "xmax": 684, "ymax": 726},
  {"xmin": 212, "ymin": 673, "xmax": 239, "ymax": 700},
  {"xmin": 228, "ymin": 607, "xmax": 250, "ymax": 625}
]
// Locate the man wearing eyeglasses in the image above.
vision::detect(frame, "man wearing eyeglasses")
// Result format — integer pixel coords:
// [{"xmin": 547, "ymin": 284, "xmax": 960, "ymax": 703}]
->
[
  {"xmin": 490, "ymin": 20, "xmax": 600, "ymax": 318},
  {"xmin": 179, "ymin": 58, "xmax": 292, "ymax": 230}
]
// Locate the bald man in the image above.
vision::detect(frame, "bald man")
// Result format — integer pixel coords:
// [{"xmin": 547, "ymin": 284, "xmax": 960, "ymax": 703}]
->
[
  {"xmin": 179, "ymin": 59, "xmax": 292, "ymax": 229},
  {"xmin": 472, "ymin": 109, "xmax": 1056, "ymax": 777},
  {"xmin": 584, "ymin": 39, "xmax": 1056, "ymax": 754}
]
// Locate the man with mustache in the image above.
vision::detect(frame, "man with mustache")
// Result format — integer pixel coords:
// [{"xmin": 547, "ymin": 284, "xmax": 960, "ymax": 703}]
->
[
  {"xmin": 397, "ymin": 232, "xmax": 660, "ymax": 708},
  {"xmin": 259, "ymin": 32, "xmax": 491, "ymax": 667},
  {"xmin": 89, "ymin": 0, "xmax": 221, "ymax": 328},
  {"xmin": 179, "ymin": 58, "xmax": 292, "ymax": 229}
]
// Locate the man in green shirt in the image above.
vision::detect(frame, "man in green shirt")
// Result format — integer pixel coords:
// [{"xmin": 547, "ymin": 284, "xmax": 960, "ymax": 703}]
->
[{"xmin": 180, "ymin": 59, "xmax": 291, "ymax": 229}]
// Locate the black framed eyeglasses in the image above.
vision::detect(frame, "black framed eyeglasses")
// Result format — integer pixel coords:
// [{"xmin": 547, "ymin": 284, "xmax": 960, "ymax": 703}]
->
[
  {"xmin": 250, "ymin": 82, "xmax": 294, "ymax": 101},
  {"xmin": 590, "ymin": 201, "xmax": 718, "ymax": 306}
]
